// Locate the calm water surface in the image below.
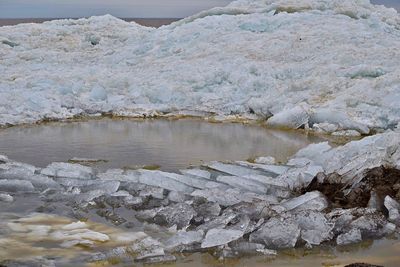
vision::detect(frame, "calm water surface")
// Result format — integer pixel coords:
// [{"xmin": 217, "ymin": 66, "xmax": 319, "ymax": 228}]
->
[{"xmin": 0, "ymin": 118, "xmax": 325, "ymax": 170}]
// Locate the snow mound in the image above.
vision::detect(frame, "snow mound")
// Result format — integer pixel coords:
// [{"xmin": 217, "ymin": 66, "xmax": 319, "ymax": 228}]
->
[{"xmin": 0, "ymin": 0, "xmax": 399, "ymax": 132}]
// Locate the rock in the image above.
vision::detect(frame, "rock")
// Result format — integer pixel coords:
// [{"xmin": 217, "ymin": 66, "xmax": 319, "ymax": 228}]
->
[
  {"xmin": 154, "ymin": 203, "xmax": 197, "ymax": 229},
  {"xmin": 281, "ymin": 191, "xmax": 329, "ymax": 212},
  {"xmin": 41, "ymin": 162, "xmax": 93, "ymax": 179},
  {"xmin": 201, "ymin": 229, "xmax": 244, "ymax": 248},
  {"xmin": 384, "ymin": 195, "xmax": 400, "ymax": 225},
  {"xmin": 336, "ymin": 228, "xmax": 362, "ymax": 245},
  {"xmin": 249, "ymin": 217, "xmax": 300, "ymax": 249}
]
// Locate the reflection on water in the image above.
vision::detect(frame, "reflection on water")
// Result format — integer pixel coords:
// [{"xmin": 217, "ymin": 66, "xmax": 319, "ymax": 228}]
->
[
  {"xmin": 0, "ymin": 118, "xmax": 326, "ymax": 171},
  {"xmin": 0, "ymin": 211, "xmax": 399, "ymax": 267}
]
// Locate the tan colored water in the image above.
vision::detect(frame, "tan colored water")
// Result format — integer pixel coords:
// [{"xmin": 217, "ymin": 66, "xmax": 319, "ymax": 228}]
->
[{"xmin": 0, "ymin": 118, "xmax": 327, "ymax": 171}]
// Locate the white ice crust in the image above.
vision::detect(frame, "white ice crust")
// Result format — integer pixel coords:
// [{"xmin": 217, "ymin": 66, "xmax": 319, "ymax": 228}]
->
[{"xmin": 0, "ymin": 0, "xmax": 399, "ymax": 133}]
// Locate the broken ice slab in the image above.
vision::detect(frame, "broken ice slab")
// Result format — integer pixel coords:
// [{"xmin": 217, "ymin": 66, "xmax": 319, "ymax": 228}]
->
[
  {"xmin": 74, "ymin": 190, "xmax": 106, "ymax": 204},
  {"xmin": 201, "ymin": 229, "xmax": 244, "ymax": 248},
  {"xmin": 205, "ymin": 162, "xmax": 265, "ymax": 176},
  {"xmin": 41, "ymin": 162, "xmax": 93, "ymax": 179},
  {"xmin": 143, "ymin": 170, "xmax": 213, "ymax": 190},
  {"xmin": 56, "ymin": 178, "xmax": 120, "ymax": 194},
  {"xmin": 138, "ymin": 170, "xmax": 195, "ymax": 193},
  {"xmin": 0, "ymin": 179, "xmax": 35, "ymax": 192},
  {"xmin": 249, "ymin": 217, "xmax": 301, "ymax": 249},
  {"xmin": 336, "ymin": 228, "xmax": 362, "ymax": 245},
  {"xmin": 97, "ymin": 169, "xmax": 140, "ymax": 183},
  {"xmin": 80, "ymin": 181, "xmax": 120, "ymax": 195},
  {"xmin": 196, "ymin": 210, "xmax": 237, "ymax": 232},
  {"xmin": 216, "ymin": 175, "xmax": 268, "ymax": 194},
  {"xmin": 235, "ymin": 161, "xmax": 289, "ymax": 176},
  {"xmin": 164, "ymin": 230, "xmax": 204, "ymax": 251},
  {"xmin": 384, "ymin": 196, "xmax": 400, "ymax": 225},
  {"xmin": 281, "ymin": 191, "xmax": 329, "ymax": 212},
  {"xmin": 180, "ymin": 169, "xmax": 211, "ymax": 180},
  {"xmin": 139, "ymin": 186, "xmax": 165, "ymax": 200},
  {"xmin": 191, "ymin": 187, "xmax": 278, "ymax": 206}
]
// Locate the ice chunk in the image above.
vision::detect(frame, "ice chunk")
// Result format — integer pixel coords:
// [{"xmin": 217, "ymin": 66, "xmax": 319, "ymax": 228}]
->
[
  {"xmin": 0, "ymin": 179, "xmax": 35, "ymax": 192},
  {"xmin": 41, "ymin": 162, "xmax": 93, "ymax": 179},
  {"xmin": 97, "ymin": 169, "xmax": 139, "ymax": 183},
  {"xmin": 294, "ymin": 211, "xmax": 334, "ymax": 245},
  {"xmin": 51, "ymin": 229, "xmax": 110, "ymax": 242},
  {"xmin": 336, "ymin": 228, "xmax": 362, "ymax": 245},
  {"xmin": 180, "ymin": 169, "xmax": 211, "ymax": 180},
  {"xmin": 254, "ymin": 156, "xmax": 276, "ymax": 165},
  {"xmin": 0, "ymin": 193, "xmax": 13, "ymax": 202},
  {"xmin": 154, "ymin": 203, "xmax": 197, "ymax": 229},
  {"xmin": 62, "ymin": 221, "xmax": 87, "ymax": 230},
  {"xmin": 206, "ymin": 162, "xmax": 264, "ymax": 176},
  {"xmin": 384, "ymin": 196, "xmax": 400, "ymax": 225},
  {"xmin": 197, "ymin": 210, "xmax": 237, "ymax": 231},
  {"xmin": 138, "ymin": 170, "xmax": 195, "ymax": 193},
  {"xmin": 201, "ymin": 229, "xmax": 244, "ymax": 248},
  {"xmin": 216, "ymin": 175, "xmax": 268, "ymax": 194},
  {"xmin": 249, "ymin": 217, "xmax": 300, "ymax": 249},
  {"xmin": 281, "ymin": 191, "xmax": 328, "ymax": 212},
  {"xmin": 236, "ymin": 161, "xmax": 289, "ymax": 176},
  {"xmin": 266, "ymin": 105, "xmax": 310, "ymax": 129},
  {"xmin": 139, "ymin": 186, "xmax": 165, "ymax": 199},
  {"xmin": 229, "ymin": 242, "xmax": 277, "ymax": 256},
  {"xmin": 164, "ymin": 230, "xmax": 204, "ymax": 250}
]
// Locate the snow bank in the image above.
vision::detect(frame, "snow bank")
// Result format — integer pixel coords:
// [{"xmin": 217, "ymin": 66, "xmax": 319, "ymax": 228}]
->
[{"xmin": 0, "ymin": 0, "xmax": 399, "ymax": 133}]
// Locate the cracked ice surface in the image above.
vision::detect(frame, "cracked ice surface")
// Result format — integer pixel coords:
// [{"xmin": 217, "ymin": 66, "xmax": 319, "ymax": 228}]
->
[{"xmin": 0, "ymin": 0, "xmax": 399, "ymax": 134}]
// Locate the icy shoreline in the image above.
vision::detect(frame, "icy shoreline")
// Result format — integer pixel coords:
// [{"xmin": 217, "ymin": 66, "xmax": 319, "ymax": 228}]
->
[
  {"xmin": 0, "ymin": 0, "xmax": 399, "ymax": 135},
  {"xmin": 0, "ymin": 129, "xmax": 399, "ymax": 265}
]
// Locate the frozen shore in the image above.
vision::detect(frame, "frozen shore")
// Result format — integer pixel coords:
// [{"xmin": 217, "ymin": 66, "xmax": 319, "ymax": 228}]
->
[
  {"xmin": 0, "ymin": 129, "xmax": 399, "ymax": 265},
  {"xmin": 0, "ymin": 0, "xmax": 399, "ymax": 135}
]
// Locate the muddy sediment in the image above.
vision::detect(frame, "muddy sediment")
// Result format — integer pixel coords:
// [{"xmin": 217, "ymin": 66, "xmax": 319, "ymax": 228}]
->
[{"xmin": 304, "ymin": 167, "xmax": 400, "ymax": 210}]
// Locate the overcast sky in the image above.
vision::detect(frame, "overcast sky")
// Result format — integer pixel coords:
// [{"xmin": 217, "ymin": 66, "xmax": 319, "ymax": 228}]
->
[{"xmin": 0, "ymin": 0, "xmax": 398, "ymax": 19}]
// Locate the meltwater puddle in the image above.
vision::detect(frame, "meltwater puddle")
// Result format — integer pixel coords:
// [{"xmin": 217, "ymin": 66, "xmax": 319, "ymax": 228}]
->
[{"xmin": 0, "ymin": 118, "xmax": 328, "ymax": 171}]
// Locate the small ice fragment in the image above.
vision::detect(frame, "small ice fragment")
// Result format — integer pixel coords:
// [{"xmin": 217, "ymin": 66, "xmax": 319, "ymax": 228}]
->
[
  {"xmin": 336, "ymin": 228, "xmax": 362, "ymax": 245},
  {"xmin": 254, "ymin": 156, "xmax": 276, "ymax": 165},
  {"xmin": 201, "ymin": 229, "xmax": 244, "ymax": 248},
  {"xmin": 384, "ymin": 196, "xmax": 400, "ymax": 225}
]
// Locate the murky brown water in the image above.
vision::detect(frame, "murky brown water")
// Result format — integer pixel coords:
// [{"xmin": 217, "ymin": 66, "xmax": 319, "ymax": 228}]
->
[{"xmin": 0, "ymin": 118, "xmax": 327, "ymax": 171}]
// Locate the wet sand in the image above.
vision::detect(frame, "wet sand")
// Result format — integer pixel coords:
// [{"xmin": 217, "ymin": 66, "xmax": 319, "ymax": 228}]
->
[{"xmin": 0, "ymin": 18, "xmax": 180, "ymax": 28}]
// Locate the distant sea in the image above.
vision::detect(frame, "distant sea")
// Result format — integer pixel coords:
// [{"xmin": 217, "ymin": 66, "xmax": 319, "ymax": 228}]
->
[{"xmin": 0, "ymin": 18, "xmax": 180, "ymax": 28}]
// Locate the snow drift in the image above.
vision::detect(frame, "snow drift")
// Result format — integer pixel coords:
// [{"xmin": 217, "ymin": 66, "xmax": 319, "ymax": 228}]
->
[{"xmin": 0, "ymin": 0, "xmax": 399, "ymax": 134}]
